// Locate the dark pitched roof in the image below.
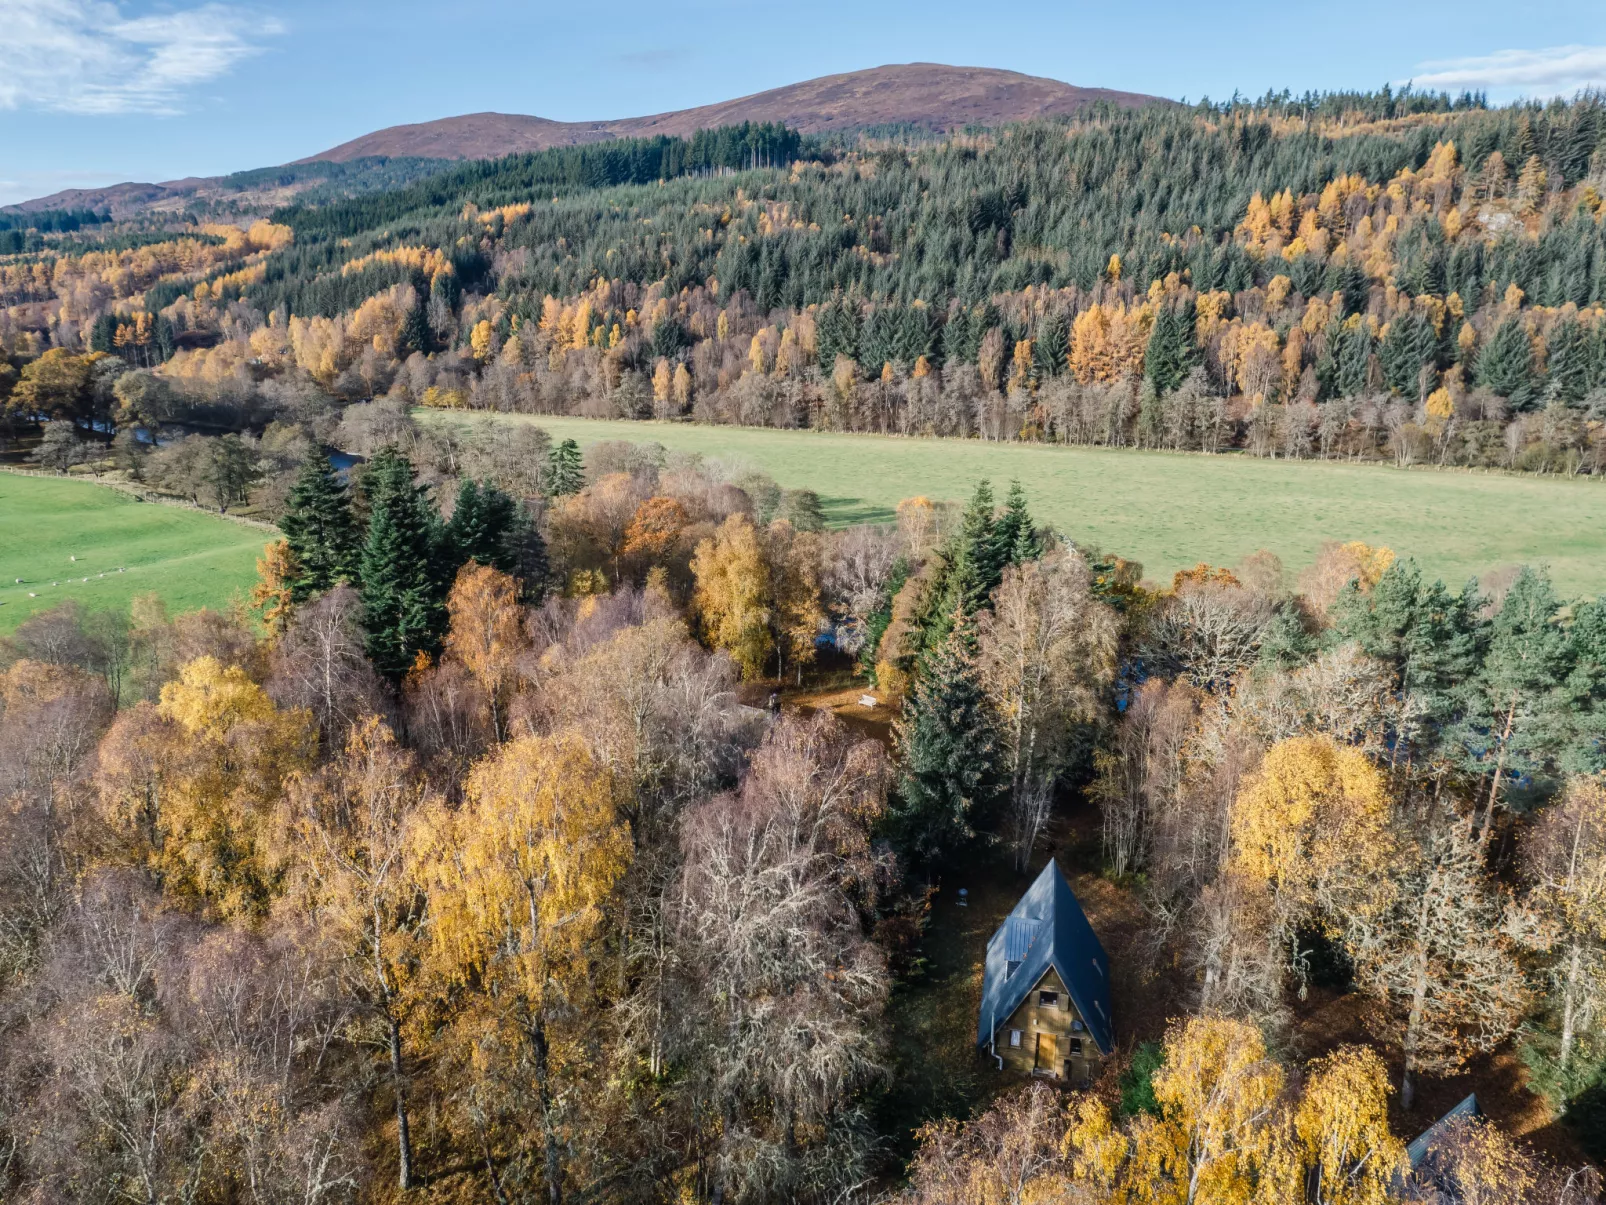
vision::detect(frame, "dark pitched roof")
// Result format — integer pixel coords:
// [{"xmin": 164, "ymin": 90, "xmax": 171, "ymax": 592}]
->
[{"xmin": 976, "ymin": 859, "xmax": 1113, "ymax": 1053}]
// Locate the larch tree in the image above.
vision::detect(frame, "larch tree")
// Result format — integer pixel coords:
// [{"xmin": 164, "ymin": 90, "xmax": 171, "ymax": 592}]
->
[
  {"xmin": 443, "ymin": 563, "xmax": 528, "ymax": 742},
  {"xmin": 414, "ymin": 732, "xmax": 630, "ymax": 1205},
  {"xmin": 763, "ymin": 518, "xmax": 825, "ymax": 684}
]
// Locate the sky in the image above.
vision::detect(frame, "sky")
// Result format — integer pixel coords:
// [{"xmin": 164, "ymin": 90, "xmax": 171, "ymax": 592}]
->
[{"xmin": 2, "ymin": 0, "xmax": 1605, "ymax": 207}]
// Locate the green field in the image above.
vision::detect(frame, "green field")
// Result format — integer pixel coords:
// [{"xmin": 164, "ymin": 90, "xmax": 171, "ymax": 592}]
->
[
  {"xmin": 0, "ymin": 474, "xmax": 272, "ymax": 635},
  {"xmin": 424, "ymin": 412, "xmax": 1606, "ymax": 598}
]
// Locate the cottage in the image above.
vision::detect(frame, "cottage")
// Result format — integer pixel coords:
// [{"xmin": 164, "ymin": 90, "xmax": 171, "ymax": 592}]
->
[{"xmin": 976, "ymin": 859, "xmax": 1113, "ymax": 1085}]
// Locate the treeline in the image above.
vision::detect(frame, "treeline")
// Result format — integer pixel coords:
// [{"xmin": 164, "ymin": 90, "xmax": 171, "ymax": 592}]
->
[
  {"xmin": 275, "ymin": 122, "xmax": 812, "ymax": 240},
  {"xmin": 0, "ymin": 206, "xmax": 109, "ymax": 233}
]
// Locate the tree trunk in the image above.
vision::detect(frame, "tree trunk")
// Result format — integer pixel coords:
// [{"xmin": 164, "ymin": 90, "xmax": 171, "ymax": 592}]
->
[
  {"xmin": 388, "ymin": 1010, "xmax": 415, "ymax": 1190},
  {"xmin": 530, "ymin": 1016, "xmax": 564, "ymax": 1205},
  {"xmin": 1560, "ymin": 940, "xmax": 1582, "ymax": 1089},
  {"xmin": 1480, "ymin": 695, "xmax": 1518, "ymax": 850}
]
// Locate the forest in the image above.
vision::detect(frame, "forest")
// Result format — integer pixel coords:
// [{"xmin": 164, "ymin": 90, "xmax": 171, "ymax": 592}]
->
[
  {"xmin": 4, "ymin": 86, "xmax": 1606, "ymax": 1202},
  {"xmin": 4, "ymin": 93, "xmax": 1606, "ymax": 475},
  {"xmin": 3, "ymin": 399, "xmax": 1606, "ymax": 1200}
]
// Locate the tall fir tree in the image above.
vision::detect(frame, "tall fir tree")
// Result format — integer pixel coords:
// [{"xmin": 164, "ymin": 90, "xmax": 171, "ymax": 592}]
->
[
  {"xmin": 1144, "ymin": 299, "xmax": 1197, "ymax": 394},
  {"xmin": 446, "ymin": 479, "xmax": 548, "ymax": 599},
  {"xmin": 890, "ymin": 609, "xmax": 1001, "ymax": 866},
  {"xmin": 359, "ymin": 448, "xmax": 447, "ymax": 679},
  {"xmin": 923, "ymin": 479, "xmax": 1002, "ymax": 653},
  {"xmin": 279, "ymin": 450, "xmax": 359, "ymax": 603},
  {"xmin": 548, "ymin": 439, "xmax": 584, "ymax": 496},
  {"xmin": 991, "ymin": 480, "xmax": 1040, "ymax": 566},
  {"xmin": 1476, "ymin": 317, "xmax": 1537, "ymax": 407}
]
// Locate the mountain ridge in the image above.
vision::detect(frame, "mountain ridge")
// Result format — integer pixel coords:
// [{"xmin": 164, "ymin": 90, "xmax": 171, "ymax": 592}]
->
[
  {"xmin": 300, "ymin": 63, "xmax": 1166, "ymax": 162},
  {"xmin": 4, "ymin": 64, "xmax": 1167, "ymax": 215}
]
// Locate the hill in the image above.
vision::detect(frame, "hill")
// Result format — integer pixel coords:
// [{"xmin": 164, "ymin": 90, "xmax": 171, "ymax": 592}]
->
[
  {"xmin": 301, "ymin": 63, "xmax": 1165, "ymax": 162},
  {"xmin": 2, "ymin": 64, "xmax": 1163, "ymax": 215}
]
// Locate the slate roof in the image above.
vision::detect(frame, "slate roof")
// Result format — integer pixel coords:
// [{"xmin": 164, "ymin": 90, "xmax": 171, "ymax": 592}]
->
[{"xmin": 976, "ymin": 859, "xmax": 1114, "ymax": 1054}]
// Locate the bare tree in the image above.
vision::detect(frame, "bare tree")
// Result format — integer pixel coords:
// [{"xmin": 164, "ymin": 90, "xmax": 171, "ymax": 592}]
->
[
  {"xmin": 976, "ymin": 551, "xmax": 1118, "ymax": 868},
  {"xmin": 266, "ymin": 586, "xmax": 391, "ymax": 751},
  {"xmin": 669, "ymin": 714, "xmax": 892, "ymax": 1204},
  {"xmin": 1140, "ymin": 581, "xmax": 1277, "ymax": 692},
  {"xmin": 1347, "ymin": 803, "xmax": 1532, "ymax": 1110}
]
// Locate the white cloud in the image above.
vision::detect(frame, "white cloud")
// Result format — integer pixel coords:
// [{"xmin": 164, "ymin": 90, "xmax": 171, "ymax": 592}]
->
[
  {"xmin": 0, "ymin": 0, "xmax": 281, "ymax": 115},
  {"xmin": 1403, "ymin": 45, "xmax": 1606, "ymax": 99}
]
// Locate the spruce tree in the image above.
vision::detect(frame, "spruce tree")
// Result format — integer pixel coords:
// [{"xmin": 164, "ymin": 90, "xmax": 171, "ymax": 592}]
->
[
  {"xmin": 1475, "ymin": 317, "xmax": 1537, "ymax": 407},
  {"xmin": 924, "ymin": 479, "xmax": 1001, "ymax": 651},
  {"xmin": 359, "ymin": 448, "xmax": 447, "ymax": 679},
  {"xmin": 280, "ymin": 451, "xmax": 359, "ymax": 602},
  {"xmin": 445, "ymin": 479, "xmax": 549, "ymax": 599},
  {"xmin": 890, "ymin": 610, "xmax": 1000, "ymax": 866},
  {"xmin": 547, "ymin": 439, "xmax": 584, "ymax": 496},
  {"xmin": 991, "ymin": 480, "xmax": 1040, "ymax": 566},
  {"xmin": 445, "ymin": 480, "xmax": 519, "ymax": 571}
]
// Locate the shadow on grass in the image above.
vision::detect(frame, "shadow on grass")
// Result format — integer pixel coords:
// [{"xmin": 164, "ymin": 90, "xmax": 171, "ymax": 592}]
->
[{"xmin": 819, "ymin": 495, "xmax": 897, "ymax": 527}]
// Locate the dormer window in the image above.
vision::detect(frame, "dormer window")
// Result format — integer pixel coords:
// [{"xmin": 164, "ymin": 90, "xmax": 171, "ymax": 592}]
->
[
  {"xmin": 1006, "ymin": 959, "xmax": 1022, "ymax": 978},
  {"xmin": 1038, "ymin": 991, "xmax": 1059, "ymax": 1009}
]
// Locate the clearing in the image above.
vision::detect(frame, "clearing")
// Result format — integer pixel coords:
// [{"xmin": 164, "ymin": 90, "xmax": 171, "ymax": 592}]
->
[
  {"xmin": 421, "ymin": 412, "xmax": 1606, "ymax": 598},
  {"xmin": 0, "ymin": 473, "xmax": 271, "ymax": 635}
]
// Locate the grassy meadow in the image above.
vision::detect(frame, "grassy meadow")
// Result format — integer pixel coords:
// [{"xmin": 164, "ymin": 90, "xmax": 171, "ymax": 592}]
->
[
  {"xmin": 419, "ymin": 412, "xmax": 1606, "ymax": 599},
  {"xmin": 0, "ymin": 473, "xmax": 271, "ymax": 635}
]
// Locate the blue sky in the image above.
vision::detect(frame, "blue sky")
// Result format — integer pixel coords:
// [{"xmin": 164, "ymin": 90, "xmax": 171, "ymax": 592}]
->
[{"xmin": 2, "ymin": 0, "xmax": 1604, "ymax": 207}]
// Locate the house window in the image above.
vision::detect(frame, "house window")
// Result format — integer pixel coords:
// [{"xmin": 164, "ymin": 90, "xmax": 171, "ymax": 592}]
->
[
  {"xmin": 1008, "ymin": 1029, "xmax": 1023, "ymax": 1048},
  {"xmin": 1069, "ymin": 1037, "xmax": 1084, "ymax": 1055},
  {"xmin": 1038, "ymin": 991, "xmax": 1059, "ymax": 1009}
]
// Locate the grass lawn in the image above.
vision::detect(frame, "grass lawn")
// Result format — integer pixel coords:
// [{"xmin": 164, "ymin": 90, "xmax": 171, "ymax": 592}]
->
[
  {"xmin": 0, "ymin": 473, "xmax": 272, "ymax": 635},
  {"xmin": 422, "ymin": 412, "xmax": 1606, "ymax": 598}
]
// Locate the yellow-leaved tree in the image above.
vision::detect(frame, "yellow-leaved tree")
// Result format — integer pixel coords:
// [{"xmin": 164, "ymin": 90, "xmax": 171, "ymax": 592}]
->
[
  {"xmin": 96, "ymin": 656, "xmax": 313, "ymax": 917},
  {"xmin": 905, "ymin": 1017, "xmax": 1402, "ymax": 1204},
  {"xmin": 444, "ymin": 563, "xmax": 528, "ymax": 742},
  {"xmin": 691, "ymin": 513, "xmax": 772, "ymax": 679},
  {"xmin": 1231, "ymin": 735, "xmax": 1394, "ymax": 953},
  {"xmin": 414, "ymin": 732, "xmax": 630, "ymax": 1205}
]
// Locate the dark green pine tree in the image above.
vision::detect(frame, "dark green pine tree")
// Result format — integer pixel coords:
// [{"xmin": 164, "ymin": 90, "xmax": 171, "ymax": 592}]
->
[
  {"xmin": 446, "ymin": 480, "xmax": 519, "ymax": 571},
  {"xmin": 547, "ymin": 439, "xmax": 584, "ymax": 497},
  {"xmin": 1475, "ymin": 317, "xmax": 1537, "ymax": 408},
  {"xmin": 399, "ymin": 300, "xmax": 431, "ymax": 357},
  {"xmin": 359, "ymin": 448, "xmax": 447, "ymax": 679},
  {"xmin": 445, "ymin": 479, "xmax": 549, "ymax": 599},
  {"xmin": 924, "ymin": 479, "xmax": 1001, "ymax": 652},
  {"xmin": 1144, "ymin": 299, "xmax": 1197, "ymax": 395},
  {"xmin": 280, "ymin": 451, "xmax": 360, "ymax": 602},
  {"xmin": 889, "ymin": 609, "xmax": 1001, "ymax": 867},
  {"xmin": 1543, "ymin": 316, "xmax": 1591, "ymax": 405},
  {"xmin": 991, "ymin": 480, "xmax": 1041, "ymax": 566}
]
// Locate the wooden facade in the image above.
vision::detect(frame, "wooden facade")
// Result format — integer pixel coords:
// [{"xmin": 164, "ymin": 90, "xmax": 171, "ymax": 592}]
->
[{"xmin": 991, "ymin": 966, "xmax": 1103, "ymax": 1084}]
